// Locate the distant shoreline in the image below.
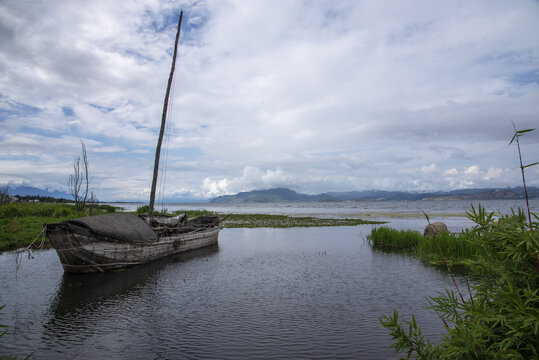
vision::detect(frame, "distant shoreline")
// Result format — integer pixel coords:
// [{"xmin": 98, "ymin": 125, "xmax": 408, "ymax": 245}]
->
[{"xmin": 5, "ymin": 185, "xmax": 538, "ymax": 204}]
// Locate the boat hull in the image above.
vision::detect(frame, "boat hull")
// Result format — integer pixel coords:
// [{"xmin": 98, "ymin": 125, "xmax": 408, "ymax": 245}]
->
[{"xmin": 46, "ymin": 221, "xmax": 219, "ymax": 273}]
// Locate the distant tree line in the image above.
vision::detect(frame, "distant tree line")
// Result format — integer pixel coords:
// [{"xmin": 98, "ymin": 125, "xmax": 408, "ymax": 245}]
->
[
  {"xmin": 0, "ymin": 186, "xmax": 72, "ymax": 205},
  {"xmin": 12, "ymin": 195, "xmax": 72, "ymax": 203}
]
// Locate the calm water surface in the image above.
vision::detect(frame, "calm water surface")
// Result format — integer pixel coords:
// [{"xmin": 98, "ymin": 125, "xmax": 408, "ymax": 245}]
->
[
  {"xmin": 2, "ymin": 224, "xmax": 472, "ymax": 359},
  {"xmin": 116, "ymin": 199, "xmax": 538, "ymax": 232}
]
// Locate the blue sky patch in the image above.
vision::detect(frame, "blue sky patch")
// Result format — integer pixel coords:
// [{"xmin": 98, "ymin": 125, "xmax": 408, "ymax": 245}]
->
[
  {"xmin": 148, "ymin": 9, "xmax": 181, "ymax": 33},
  {"xmin": 0, "ymin": 95, "xmax": 42, "ymax": 118},
  {"xmin": 89, "ymin": 103, "xmax": 115, "ymax": 113},
  {"xmin": 511, "ymin": 69, "xmax": 539, "ymax": 85},
  {"xmin": 62, "ymin": 106, "xmax": 75, "ymax": 117}
]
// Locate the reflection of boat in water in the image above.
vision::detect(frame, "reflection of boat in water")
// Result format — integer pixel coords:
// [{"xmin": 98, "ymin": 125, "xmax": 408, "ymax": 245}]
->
[
  {"xmin": 49, "ymin": 244, "xmax": 218, "ymax": 318},
  {"xmin": 44, "ymin": 11, "xmax": 221, "ymax": 273}
]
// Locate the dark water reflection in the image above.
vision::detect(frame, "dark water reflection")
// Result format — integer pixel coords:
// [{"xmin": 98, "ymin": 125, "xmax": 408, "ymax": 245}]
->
[{"xmin": 1, "ymin": 226, "xmax": 464, "ymax": 359}]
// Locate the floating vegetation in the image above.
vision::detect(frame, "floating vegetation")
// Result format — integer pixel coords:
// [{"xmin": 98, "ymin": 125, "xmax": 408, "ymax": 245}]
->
[
  {"xmin": 222, "ymin": 214, "xmax": 384, "ymax": 228},
  {"xmin": 354, "ymin": 211, "xmax": 465, "ymax": 219}
]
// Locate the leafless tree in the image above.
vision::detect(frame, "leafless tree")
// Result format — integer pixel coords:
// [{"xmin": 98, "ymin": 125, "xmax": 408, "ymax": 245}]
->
[{"xmin": 68, "ymin": 140, "xmax": 90, "ymax": 211}]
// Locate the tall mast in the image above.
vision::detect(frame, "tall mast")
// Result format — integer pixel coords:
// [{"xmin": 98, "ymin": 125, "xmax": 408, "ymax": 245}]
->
[{"xmin": 149, "ymin": 11, "xmax": 183, "ymax": 222}]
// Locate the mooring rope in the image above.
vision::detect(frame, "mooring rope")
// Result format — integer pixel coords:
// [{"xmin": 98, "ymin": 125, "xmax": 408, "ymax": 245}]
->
[{"xmin": 15, "ymin": 227, "xmax": 46, "ymax": 279}]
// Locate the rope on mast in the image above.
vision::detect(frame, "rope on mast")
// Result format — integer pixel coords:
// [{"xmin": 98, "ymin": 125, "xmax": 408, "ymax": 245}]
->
[
  {"xmin": 158, "ymin": 77, "xmax": 175, "ymax": 212},
  {"xmin": 149, "ymin": 10, "xmax": 183, "ymax": 222}
]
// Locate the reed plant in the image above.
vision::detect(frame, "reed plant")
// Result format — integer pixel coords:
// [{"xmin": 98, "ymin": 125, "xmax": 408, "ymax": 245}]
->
[
  {"xmin": 369, "ymin": 226, "xmax": 487, "ymax": 266},
  {"xmin": 380, "ymin": 207, "xmax": 538, "ymax": 359},
  {"xmin": 173, "ymin": 209, "xmax": 215, "ymax": 217},
  {"xmin": 368, "ymin": 227, "xmax": 423, "ymax": 249},
  {"xmin": 379, "ymin": 125, "xmax": 538, "ymax": 359},
  {"xmin": 415, "ymin": 231, "xmax": 487, "ymax": 265}
]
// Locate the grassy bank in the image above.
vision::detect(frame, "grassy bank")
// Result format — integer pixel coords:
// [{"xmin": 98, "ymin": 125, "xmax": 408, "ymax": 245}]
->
[
  {"xmin": 0, "ymin": 203, "xmax": 118, "ymax": 251},
  {"xmin": 0, "ymin": 203, "xmax": 383, "ymax": 252}
]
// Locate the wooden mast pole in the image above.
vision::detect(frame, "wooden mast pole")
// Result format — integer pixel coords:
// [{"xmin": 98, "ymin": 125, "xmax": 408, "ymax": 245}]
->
[{"xmin": 149, "ymin": 11, "xmax": 183, "ymax": 222}]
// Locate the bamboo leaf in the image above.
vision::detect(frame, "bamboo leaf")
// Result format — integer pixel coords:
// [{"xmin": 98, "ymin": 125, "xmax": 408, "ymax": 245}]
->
[
  {"xmin": 523, "ymin": 161, "xmax": 539, "ymax": 169},
  {"xmin": 516, "ymin": 128, "xmax": 535, "ymax": 134},
  {"xmin": 422, "ymin": 211, "xmax": 430, "ymax": 224},
  {"xmin": 509, "ymin": 133, "xmax": 517, "ymax": 145}
]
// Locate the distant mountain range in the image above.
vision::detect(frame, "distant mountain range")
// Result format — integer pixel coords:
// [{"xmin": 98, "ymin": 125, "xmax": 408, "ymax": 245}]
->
[
  {"xmin": 6, "ymin": 185, "xmax": 71, "ymax": 199},
  {"xmin": 210, "ymin": 187, "xmax": 539, "ymax": 203},
  {"xmin": 5, "ymin": 185, "xmax": 539, "ymax": 203}
]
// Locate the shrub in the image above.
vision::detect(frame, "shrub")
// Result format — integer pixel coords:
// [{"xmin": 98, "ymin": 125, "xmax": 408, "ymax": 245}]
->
[
  {"xmin": 379, "ymin": 206, "xmax": 539, "ymax": 359},
  {"xmin": 136, "ymin": 205, "xmax": 149, "ymax": 215}
]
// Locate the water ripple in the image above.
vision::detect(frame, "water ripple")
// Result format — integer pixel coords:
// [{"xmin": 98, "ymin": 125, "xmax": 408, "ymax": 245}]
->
[{"xmin": 1, "ymin": 226, "xmax": 465, "ymax": 359}]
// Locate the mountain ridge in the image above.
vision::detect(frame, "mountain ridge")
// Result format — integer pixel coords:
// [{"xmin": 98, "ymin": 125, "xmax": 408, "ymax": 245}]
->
[
  {"xmin": 6, "ymin": 185, "xmax": 71, "ymax": 200},
  {"xmin": 210, "ymin": 187, "xmax": 539, "ymax": 203},
  {"xmin": 4, "ymin": 185, "xmax": 538, "ymax": 203}
]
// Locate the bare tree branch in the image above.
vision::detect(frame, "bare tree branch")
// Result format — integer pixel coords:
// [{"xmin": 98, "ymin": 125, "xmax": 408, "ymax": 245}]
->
[{"xmin": 68, "ymin": 140, "xmax": 90, "ymax": 211}]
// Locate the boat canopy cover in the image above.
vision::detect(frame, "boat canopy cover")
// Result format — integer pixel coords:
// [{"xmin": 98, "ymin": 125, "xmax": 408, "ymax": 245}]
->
[{"xmin": 66, "ymin": 213, "xmax": 158, "ymax": 243}]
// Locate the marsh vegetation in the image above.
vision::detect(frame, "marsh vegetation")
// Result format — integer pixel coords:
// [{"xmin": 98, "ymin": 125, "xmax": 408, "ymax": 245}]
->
[
  {"xmin": 0, "ymin": 203, "xmax": 118, "ymax": 251},
  {"xmin": 375, "ymin": 205, "xmax": 538, "ymax": 359},
  {"xmin": 0, "ymin": 203, "xmax": 383, "ymax": 252}
]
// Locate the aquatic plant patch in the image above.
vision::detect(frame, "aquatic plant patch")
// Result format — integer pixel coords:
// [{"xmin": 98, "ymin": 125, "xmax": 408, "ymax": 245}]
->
[
  {"xmin": 368, "ymin": 225, "xmax": 488, "ymax": 267},
  {"xmin": 368, "ymin": 227, "xmax": 423, "ymax": 249},
  {"xmin": 222, "ymin": 214, "xmax": 384, "ymax": 228},
  {"xmin": 379, "ymin": 204, "xmax": 539, "ymax": 359}
]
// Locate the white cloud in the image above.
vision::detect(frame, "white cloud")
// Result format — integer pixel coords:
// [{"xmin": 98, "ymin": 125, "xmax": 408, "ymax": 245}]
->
[
  {"xmin": 1, "ymin": 0, "xmax": 538, "ymax": 199},
  {"xmin": 464, "ymin": 165, "xmax": 480, "ymax": 175},
  {"xmin": 483, "ymin": 167, "xmax": 504, "ymax": 180},
  {"xmin": 421, "ymin": 164, "xmax": 437, "ymax": 173},
  {"xmin": 201, "ymin": 166, "xmax": 293, "ymax": 197}
]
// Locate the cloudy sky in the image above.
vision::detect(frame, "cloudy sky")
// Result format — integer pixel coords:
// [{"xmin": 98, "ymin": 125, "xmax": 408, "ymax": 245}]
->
[{"xmin": 1, "ymin": 0, "xmax": 538, "ymax": 201}]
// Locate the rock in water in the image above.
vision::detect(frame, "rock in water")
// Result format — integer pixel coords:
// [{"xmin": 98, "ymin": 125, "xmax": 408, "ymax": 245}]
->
[{"xmin": 424, "ymin": 222, "xmax": 448, "ymax": 237}]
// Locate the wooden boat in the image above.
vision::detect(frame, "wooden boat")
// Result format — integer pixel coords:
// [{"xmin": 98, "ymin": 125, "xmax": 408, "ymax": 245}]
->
[
  {"xmin": 45, "ymin": 213, "xmax": 220, "ymax": 273},
  {"xmin": 45, "ymin": 11, "xmax": 221, "ymax": 273}
]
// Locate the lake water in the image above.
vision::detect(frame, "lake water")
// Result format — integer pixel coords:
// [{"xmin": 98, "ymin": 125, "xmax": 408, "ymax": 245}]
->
[
  {"xmin": 113, "ymin": 198, "xmax": 537, "ymax": 232},
  {"xmin": 1, "ymin": 200, "xmax": 536, "ymax": 359}
]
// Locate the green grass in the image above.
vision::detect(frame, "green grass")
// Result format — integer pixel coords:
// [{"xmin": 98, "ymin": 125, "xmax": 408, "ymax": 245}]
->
[
  {"xmin": 379, "ymin": 204, "xmax": 539, "ymax": 359},
  {"xmin": 368, "ymin": 226, "xmax": 423, "ymax": 249},
  {"xmin": 368, "ymin": 226, "xmax": 487, "ymax": 267},
  {"xmin": 0, "ymin": 203, "xmax": 119, "ymax": 252},
  {"xmin": 173, "ymin": 209, "xmax": 216, "ymax": 217},
  {"xmin": 415, "ymin": 231, "xmax": 487, "ymax": 265},
  {"xmin": 0, "ymin": 204, "xmax": 383, "ymax": 252}
]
